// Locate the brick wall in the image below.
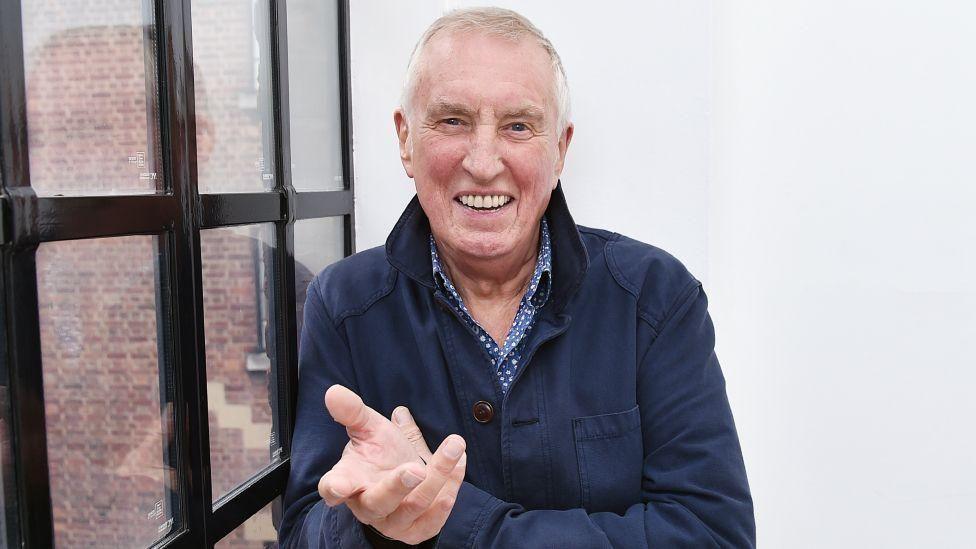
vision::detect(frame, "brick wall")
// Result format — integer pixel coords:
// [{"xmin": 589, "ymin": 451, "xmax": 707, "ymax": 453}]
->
[{"xmin": 25, "ymin": 0, "xmax": 290, "ymax": 546}]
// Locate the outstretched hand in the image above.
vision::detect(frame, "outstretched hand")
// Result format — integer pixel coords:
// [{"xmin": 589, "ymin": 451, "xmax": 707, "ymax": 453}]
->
[{"xmin": 318, "ymin": 384, "xmax": 466, "ymax": 545}]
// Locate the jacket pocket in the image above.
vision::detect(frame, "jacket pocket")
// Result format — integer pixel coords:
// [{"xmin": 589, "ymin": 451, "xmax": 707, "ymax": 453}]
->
[{"xmin": 573, "ymin": 405, "xmax": 643, "ymax": 514}]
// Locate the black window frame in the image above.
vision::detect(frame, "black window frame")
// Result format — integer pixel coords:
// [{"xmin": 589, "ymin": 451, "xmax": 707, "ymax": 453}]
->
[{"xmin": 0, "ymin": 0, "xmax": 355, "ymax": 546}]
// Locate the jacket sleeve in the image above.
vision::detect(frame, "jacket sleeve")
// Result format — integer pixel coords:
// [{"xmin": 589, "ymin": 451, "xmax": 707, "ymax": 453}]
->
[
  {"xmin": 278, "ymin": 274, "xmax": 374, "ymax": 549},
  {"xmin": 432, "ymin": 282, "xmax": 755, "ymax": 549}
]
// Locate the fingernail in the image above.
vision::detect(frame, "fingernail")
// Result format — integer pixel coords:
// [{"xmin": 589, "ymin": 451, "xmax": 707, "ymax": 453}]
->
[
  {"xmin": 444, "ymin": 437, "xmax": 464, "ymax": 459},
  {"xmin": 402, "ymin": 469, "xmax": 424, "ymax": 488},
  {"xmin": 329, "ymin": 487, "xmax": 345, "ymax": 499},
  {"xmin": 393, "ymin": 407, "xmax": 410, "ymax": 426}
]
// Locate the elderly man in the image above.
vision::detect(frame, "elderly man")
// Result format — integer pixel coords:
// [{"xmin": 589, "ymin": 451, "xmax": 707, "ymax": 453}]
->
[{"xmin": 280, "ymin": 7, "xmax": 754, "ymax": 548}]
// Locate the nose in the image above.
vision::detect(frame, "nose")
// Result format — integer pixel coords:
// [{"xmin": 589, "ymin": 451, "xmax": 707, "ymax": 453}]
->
[{"xmin": 461, "ymin": 124, "xmax": 504, "ymax": 182}]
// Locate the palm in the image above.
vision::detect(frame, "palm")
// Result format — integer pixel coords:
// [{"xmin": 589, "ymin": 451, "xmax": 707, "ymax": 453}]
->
[
  {"xmin": 323, "ymin": 385, "xmax": 422, "ymax": 496},
  {"xmin": 341, "ymin": 419, "xmax": 419, "ymax": 470}
]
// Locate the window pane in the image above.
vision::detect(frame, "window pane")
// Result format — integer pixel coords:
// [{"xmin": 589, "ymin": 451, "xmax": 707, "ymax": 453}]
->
[
  {"xmin": 294, "ymin": 217, "xmax": 345, "ymax": 337},
  {"xmin": 0, "ymin": 336, "xmax": 14, "ymax": 547},
  {"xmin": 192, "ymin": 0, "xmax": 276, "ymax": 193},
  {"xmin": 21, "ymin": 1, "xmax": 164, "ymax": 196},
  {"xmin": 201, "ymin": 224, "xmax": 281, "ymax": 501},
  {"xmin": 215, "ymin": 499, "xmax": 279, "ymax": 548},
  {"xmin": 37, "ymin": 236, "xmax": 177, "ymax": 548},
  {"xmin": 286, "ymin": 0, "xmax": 345, "ymax": 192}
]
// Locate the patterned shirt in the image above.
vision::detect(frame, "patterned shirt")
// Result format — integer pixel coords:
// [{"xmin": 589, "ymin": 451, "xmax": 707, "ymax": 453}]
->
[{"xmin": 429, "ymin": 218, "xmax": 553, "ymax": 394}]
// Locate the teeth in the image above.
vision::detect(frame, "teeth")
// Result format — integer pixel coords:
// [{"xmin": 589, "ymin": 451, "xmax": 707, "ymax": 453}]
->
[{"xmin": 458, "ymin": 194, "xmax": 512, "ymax": 209}]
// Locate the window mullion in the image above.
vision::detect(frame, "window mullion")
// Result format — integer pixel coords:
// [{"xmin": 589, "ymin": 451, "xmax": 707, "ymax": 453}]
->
[
  {"xmin": 0, "ymin": 0, "xmax": 55, "ymax": 545},
  {"xmin": 158, "ymin": 0, "xmax": 213, "ymax": 544}
]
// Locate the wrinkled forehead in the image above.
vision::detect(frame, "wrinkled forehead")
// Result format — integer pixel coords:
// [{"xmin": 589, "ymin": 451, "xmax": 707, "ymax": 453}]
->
[{"xmin": 411, "ymin": 30, "xmax": 558, "ymax": 120}]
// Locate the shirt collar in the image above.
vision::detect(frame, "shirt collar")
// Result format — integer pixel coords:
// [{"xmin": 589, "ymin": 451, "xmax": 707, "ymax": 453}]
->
[
  {"xmin": 429, "ymin": 217, "xmax": 553, "ymax": 308},
  {"xmin": 385, "ymin": 181, "xmax": 589, "ymax": 313}
]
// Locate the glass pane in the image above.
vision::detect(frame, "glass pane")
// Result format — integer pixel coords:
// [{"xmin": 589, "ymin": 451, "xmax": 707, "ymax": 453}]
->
[
  {"xmin": 21, "ymin": 1, "xmax": 163, "ymax": 196},
  {"xmin": 202, "ymin": 224, "xmax": 281, "ymax": 501},
  {"xmin": 0, "ymin": 328, "xmax": 15, "ymax": 547},
  {"xmin": 192, "ymin": 0, "xmax": 276, "ymax": 193},
  {"xmin": 215, "ymin": 498, "xmax": 279, "ymax": 548},
  {"xmin": 294, "ymin": 217, "xmax": 345, "ymax": 337},
  {"xmin": 37, "ymin": 236, "xmax": 177, "ymax": 547},
  {"xmin": 286, "ymin": 0, "xmax": 345, "ymax": 191}
]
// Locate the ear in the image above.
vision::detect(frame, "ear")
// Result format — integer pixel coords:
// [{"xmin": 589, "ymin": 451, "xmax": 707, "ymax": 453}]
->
[
  {"xmin": 394, "ymin": 108, "xmax": 414, "ymax": 179},
  {"xmin": 553, "ymin": 122, "xmax": 574, "ymax": 183}
]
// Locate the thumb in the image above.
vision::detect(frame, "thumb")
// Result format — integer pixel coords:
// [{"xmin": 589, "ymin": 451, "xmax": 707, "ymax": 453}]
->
[
  {"xmin": 392, "ymin": 406, "xmax": 433, "ymax": 462},
  {"xmin": 324, "ymin": 384, "xmax": 382, "ymax": 442}
]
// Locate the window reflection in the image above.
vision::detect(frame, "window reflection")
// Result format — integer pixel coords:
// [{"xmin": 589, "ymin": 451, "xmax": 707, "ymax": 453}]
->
[
  {"xmin": 37, "ymin": 236, "xmax": 177, "ymax": 548},
  {"xmin": 215, "ymin": 499, "xmax": 279, "ymax": 548},
  {"xmin": 22, "ymin": 1, "xmax": 163, "ymax": 196},
  {"xmin": 192, "ymin": 0, "xmax": 276, "ymax": 193},
  {"xmin": 294, "ymin": 217, "xmax": 345, "ymax": 338},
  {"xmin": 287, "ymin": 0, "xmax": 345, "ymax": 191},
  {"xmin": 202, "ymin": 224, "xmax": 281, "ymax": 501}
]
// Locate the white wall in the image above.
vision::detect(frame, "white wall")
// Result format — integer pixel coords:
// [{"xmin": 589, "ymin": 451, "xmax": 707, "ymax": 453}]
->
[
  {"xmin": 349, "ymin": 2, "xmax": 976, "ymax": 546},
  {"xmin": 710, "ymin": 2, "xmax": 976, "ymax": 547},
  {"xmin": 349, "ymin": 0, "xmax": 712, "ymax": 279}
]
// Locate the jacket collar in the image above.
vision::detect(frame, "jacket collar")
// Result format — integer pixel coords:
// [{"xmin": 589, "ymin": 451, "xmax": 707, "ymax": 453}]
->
[{"xmin": 385, "ymin": 181, "xmax": 589, "ymax": 313}]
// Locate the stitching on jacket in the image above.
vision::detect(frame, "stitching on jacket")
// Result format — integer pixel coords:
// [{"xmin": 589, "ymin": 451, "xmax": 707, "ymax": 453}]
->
[
  {"xmin": 535, "ymin": 366, "xmax": 555, "ymax": 508},
  {"xmin": 637, "ymin": 310, "xmax": 660, "ymax": 339},
  {"xmin": 659, "ymin": 279, "xmax": 703, "ymax": 329},
  {"xmin": 333, "ymin": 267, "xmax": 398, "ymax": 327},
  {"xmin": 574, "ymin": 420, "xmax": 642, "ymax": 441},
  {"xmin": 604, "ymin": 233, "xmax": 641, "ymax": 299},
  {"xmin": 330, "ymin": 502, "xmax": 341, "ymax": 549},
  {"xmin": 636, "ymin": 280, "xmax": 703, "ymax": 368},
  {"xmin": 311, "ymin": 277, "xmax": 364, "ymax": 393},
  {"xmin": 647, "ymin": 498, "xmax": 724, "ymax": 548},
  {"xmin": 577, "ymin": 225, "xmax": 612, "ymax": 240},
  {"xmin": 577, "ymin": 433, "xmax": 590, "ymax": 509},
  {"xmin": 467, "ymin": 497, "xmax": 504, "ymax": 549}
]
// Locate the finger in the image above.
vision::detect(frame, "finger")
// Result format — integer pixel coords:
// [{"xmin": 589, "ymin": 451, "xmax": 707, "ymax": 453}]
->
[
  {"xmin": 392, "ymin": 406, "xmax": 433, "ymax": 461},
  {"xmin": 348, "ymin": 462, "xmax": 427, "ymax": 523},
  {"xmin": 324, "ymin": 384, "xmax": 384, "ymax": 440},
  {"xmin": 380, "ymin": 435, "xmax": 465, "ymax": 530},
  {"xmin": 317, "ymin": 461, "xmax": 370, "ymax": 507},
  {"xmin": 403, "ymin": 453, "xmax": 467, "ymax": 542}
]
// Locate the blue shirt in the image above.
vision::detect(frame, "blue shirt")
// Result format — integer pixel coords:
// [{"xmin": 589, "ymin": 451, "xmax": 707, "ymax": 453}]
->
[{"xmin": 429, "ymin": 218, "xmax": 552, "ymax": 394}]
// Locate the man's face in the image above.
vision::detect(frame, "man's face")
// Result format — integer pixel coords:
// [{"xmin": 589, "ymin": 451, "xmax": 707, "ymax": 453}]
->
[{"xmin": 395, "ymin": 31, "xmax": 572, "ymax": 261}]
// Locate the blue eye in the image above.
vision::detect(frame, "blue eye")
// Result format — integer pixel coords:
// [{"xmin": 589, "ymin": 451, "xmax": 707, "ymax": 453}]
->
[
  {"xmin": 511, "ymin": 122, "xmax": 528, "ymax": 132},
  {"xmin": 444, "ymin": 118, "xmax": 461, "ymax": 126}
]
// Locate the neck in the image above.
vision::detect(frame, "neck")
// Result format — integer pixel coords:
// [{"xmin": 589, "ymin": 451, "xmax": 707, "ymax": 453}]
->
[{"xmin": 435, "ymin": 224, "xmax": 541, "ymax": 304}]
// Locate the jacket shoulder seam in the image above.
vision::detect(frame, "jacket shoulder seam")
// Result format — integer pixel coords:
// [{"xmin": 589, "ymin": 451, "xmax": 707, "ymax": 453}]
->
[
  {"xmin": 604, "ymin": 233, "xmax": 640, "ymax": 298},
  {"xmin": 577, "ymin": 225, "xmax": 612, "ymax": 239},
  {"xmin": 332, "ymin": 266, "xmax": 399, "ymax": 327},
  {"xmin": 639, "ymin": 278, "xmax": 702, "ymax": 345}
]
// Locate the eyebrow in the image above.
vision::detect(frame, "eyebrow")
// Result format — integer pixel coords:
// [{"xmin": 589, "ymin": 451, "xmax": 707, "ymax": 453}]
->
[
  {"xmin": 426, "ymin": 100, "xmax": 476, "ymax": 118},
  {"xmin": 425, "ymin": 100, "xmax": 547, "ymax": 122},
  {"xmin": 501, "ymin": 106, "xmax": 546, "ymax": 122}
]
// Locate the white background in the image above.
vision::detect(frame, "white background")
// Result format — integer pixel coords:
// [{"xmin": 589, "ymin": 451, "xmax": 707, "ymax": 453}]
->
[{"xmin": 348, "ymin": 1, "xmax": 976, "ymax": 546}]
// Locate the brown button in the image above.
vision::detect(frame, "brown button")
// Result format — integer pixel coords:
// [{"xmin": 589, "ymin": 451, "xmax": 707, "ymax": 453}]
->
[{"xmin": 472, "ymin": 400, "xmax": 494, "ymax": 423}]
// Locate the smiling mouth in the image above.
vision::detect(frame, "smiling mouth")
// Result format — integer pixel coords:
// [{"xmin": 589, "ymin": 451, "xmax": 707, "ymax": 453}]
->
[{"xmin": 456, "ymin": 194, "xmax": 513, "ymax": 212}]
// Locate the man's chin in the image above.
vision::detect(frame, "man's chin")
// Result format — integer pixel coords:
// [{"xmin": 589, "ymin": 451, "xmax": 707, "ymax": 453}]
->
[{"xmin": 444, "ymin": 234, "xmax": 514, "ymax": 261}]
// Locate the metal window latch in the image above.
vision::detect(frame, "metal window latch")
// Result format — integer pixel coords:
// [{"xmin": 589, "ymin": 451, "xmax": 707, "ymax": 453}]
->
[
  {"xmin": 281, "ymin": 186, "xmax": 298, "ymax": 223},
  {"xmin": 1, "ymin": 185, "xmax": 38, "ymax": 249}
]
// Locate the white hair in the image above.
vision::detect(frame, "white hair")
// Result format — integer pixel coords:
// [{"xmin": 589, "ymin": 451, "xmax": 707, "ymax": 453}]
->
[{"xmin": 399, "ymin": 7, "xmax": 572, "ymax": 132}]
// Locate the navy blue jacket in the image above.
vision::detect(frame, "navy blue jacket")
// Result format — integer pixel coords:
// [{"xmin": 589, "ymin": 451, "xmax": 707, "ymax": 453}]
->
[{"xmin": 280, "ymin": 184, "xmax": 755, "ymax": 548}]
